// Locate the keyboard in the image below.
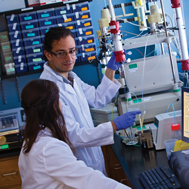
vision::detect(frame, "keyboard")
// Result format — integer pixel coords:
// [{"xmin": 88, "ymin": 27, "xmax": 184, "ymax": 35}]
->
[{"xmin": 139, "ymin": 166, "xmax": 182, "ymax": 189}]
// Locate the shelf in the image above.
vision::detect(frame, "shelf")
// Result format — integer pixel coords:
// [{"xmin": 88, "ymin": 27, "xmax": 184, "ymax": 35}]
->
[
  {"xmin": 1, "ymin": 59, "xmax": 99, "ymax": 79},
  {"xmin": 0, "ymin": 0, "xmax": 93, "ymax": 16}
]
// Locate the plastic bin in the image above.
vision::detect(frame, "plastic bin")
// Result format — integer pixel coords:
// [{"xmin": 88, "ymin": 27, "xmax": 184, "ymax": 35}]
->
[
  {"xmin": 23, "ymin": 37, "xmax": 42, "ymax": 46},
  {"xmin": 6, "ymin": 14, "xmax": 19, "ymax": 24},
  {"xmin": 77, "ymin": 35, "xmax": 94, "ymax": 45},
  {"xmin": 74, "ymin": 10, "xmax": 91, "ymax": 20},
  {"xmin": 4, "ymin": 63, "xmax": 15, "ymax": 75},
  {"xmin": 75, "ymin": 55, "xmax": 81, "ymax": 63},
  {"xmin": 56, "ymin": 14, "xmax": 75, "ymax": 24},
  {"xmin": 57, "ymin": 22, "xmax": 76, "ymax": 31},
  {"xmin": 14, "ymin": 55, "xmax": 26, "ymax": 65},
  {"xmin": 8, "ymin": 23, "xmax": 21, "ymax": 33},
  {"xmin": 37, "ymin": 8, "xmax": 55, "ymax": 19},
  {"xmin": 26, "ymin": 53, "xmax": 44, "ymax": 63},
  {"xmin": 14, "ymin": 62, "xmax": 28, "ymax": 74},
  {"xmin": 81, "ymin": 52, "xmax": 97, "ymax": 62},
  {"xmin": 11, "ymin": 39, "xmax": 24, "ymax": 49},
  {"xmin": 9, "ymin": 31, "xmax": 22, "ymax": 41},
  {"xmin": 22, "ymin": 29, "xmax": 40, "ymax": 39},
  {"xmin": 76, "ymin": 27, "xmax": 94, "ymax": 37},
  {"xmin": 54, "ymin": 6, "xmax": 72, "ymax": 16},
  {"xmin": 39, "ymin": 18, "xmax": 56, "ymax": 28},
  {"xmin": 0, "ymin": 31, "xmax": 9, "ymax": 42},
  {"xmin": 12, "ymin": 47, "xmax": 25, "ymax": 57},
  {"xmin": 39, "ymin": 26, "xmax": 56, "ymax": 35},
  {"xmin": 72, "ymin": 2, "xmax": 89, "ymax": 12},
  {"xmin": 4, "ymin": 52, "xmax": 14, "ymax": 63},
  {"xmin": 28, "ymin": 61, "xmax": 45, "ymax": 71},
  {"xmin": 19, "ymin": 12, "xmax": 37, "ymax": 22},
  {"xmin": 75, "ymin": 18, "xmax": 92, "ymax": 29},
  {"xmin": 78, "ymin": 43, "xmax": 96, "ymax": 53},
  {"xmin": 21, "ymin": 20, "xmax": 39, "ymax": 31},
  {"xmin": 1, "ymin": 42, "xmax": 11, "ymax": 53},
  {"xmin": 25, "ymin": 44, "xmax": 43, "ymax": 55}
]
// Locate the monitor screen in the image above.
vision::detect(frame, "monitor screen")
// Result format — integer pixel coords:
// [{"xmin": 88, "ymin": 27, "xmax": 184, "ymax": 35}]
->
[{"xmin": 182, "ymin": 87, "xmax": 189, "ymax": 143}]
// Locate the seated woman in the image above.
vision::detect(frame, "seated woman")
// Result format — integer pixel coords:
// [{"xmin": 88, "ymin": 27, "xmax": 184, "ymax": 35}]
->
[{"xmin": 18, "ymin": 79, "xmax": 135, "ymax": 189}]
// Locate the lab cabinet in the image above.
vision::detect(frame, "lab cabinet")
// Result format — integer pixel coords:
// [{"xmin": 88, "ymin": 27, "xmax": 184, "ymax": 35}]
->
[
  {"xmin": 101, "ymin": 145, "xmax": 132, "ymax": 187},
  {"xmin": 0, "ymin": 156, "xmax": 21, "ymax": 189}
]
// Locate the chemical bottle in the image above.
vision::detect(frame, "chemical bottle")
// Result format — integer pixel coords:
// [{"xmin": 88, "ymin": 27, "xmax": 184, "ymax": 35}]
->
[{"xmin": 171, "ymin": 124, "xmax": 181, "ymax": 140}]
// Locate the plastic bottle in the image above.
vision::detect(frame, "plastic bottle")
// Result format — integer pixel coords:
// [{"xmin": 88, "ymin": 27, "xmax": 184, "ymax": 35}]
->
[{"xmin": 171, "ymin": 124, "xmax": 182, "ymax": 140}]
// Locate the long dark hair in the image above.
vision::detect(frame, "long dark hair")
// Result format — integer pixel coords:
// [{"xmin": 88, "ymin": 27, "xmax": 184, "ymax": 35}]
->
[{"xmin": 21, "ymin": 79, "xmax": 74, "ymax": 153}]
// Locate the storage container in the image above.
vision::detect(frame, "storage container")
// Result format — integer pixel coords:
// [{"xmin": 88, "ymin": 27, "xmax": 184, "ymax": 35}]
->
[
  {"xmin": 22, "ymin": 29, "xmax": 40, "ymax": 39},
  {"xmin": 11, "ymin": 39, "xmax": 24, "ymax": 49},
  {"xmin": 19, "ymin": 12, "xmax": 37, "ymax": 22},
  {"xmin": 39, "ymin": 18, "xmax": 56, "ymax": 28},
  {"xmin": 8, "ymin": 23, "xmax": 21, "ymax": 33},
  {"xmin": 37, "ymin": 8, "xmax": 55, "ymax": 19},
  {"xmin": 21, "ymin": 20, "xmax": 39, "ymax": 31},
  {"xmin": 77, "ymin": 35, "xmax": 94, "ymax": 45},
  {"xmin": 74, "ymin": 10, "xmax": 91, "ymax": 20},
  {"xmin": 0, "ymin": 31, "xmax": 9, "ymax": 42},
  {"xmin": 54, "ymin": 6, "xmax": 72, "ymax": 16},
  {"xmin": 28, "ymin": 61, "xmax": 45, "ymax": 71},
  {"xmin": 81, "ymin": 52, "xmax": 97, "ymax": 62},
  {"xmin": 12, "ymin": 47, "xmax": 25, "ymax": 57},
  {"xmin": 6, "ymin": 14, "xmax": 19, "ymax": 25},
  {"xmin": 40, "ymin": 26, "xmax": 55, "ymax": 35},
  {"xmin": 25, "ymin": 44, "xmax": 43, "ymax": 55},
  {"xmin": 4, "ymin": 52, "xmax": 14, "ymax": 63},
  {"xmin": 26, "ymin": 53, "xmax": 44, "ymax": 63},
  {"xmin": 76, "ymin": 27, "xmax": 94, "ymax": 37},
  {"xmin": 72, "ymin": 2, "xmax": 89, "ymax": 12},
  {"xmin": 4, "ymin": 63, "xmax": 15, "ymax": 75},
  {"xmin": 23, "ymin": 37, "xmax": 42, "ymax": 46},
  {"xmin": 14, "ymin": 62, "xmax": 28, "ymax": 74},
  {"xmin": 57, "ymin": 22, "xmax": 75, "ymax": 31},
  {"xmin": 56, "ymin": 14, "xmax": 75, "ymax": 24},
  {"xmin": 1, "ymin": 42, "xmax": 11, "ymax": 53},
  {"xmin": 78, "ymin": 43, "xmax": 96, "ymax": 54},
  {"xmin": 14, "ymin": 55, "xmax": 26, "ymax": 65},
  {"xmin": 75, "ymin": 18, "xmax": 92, "ymax": 29},
  {"xmin": 9, "ymin": 31, "xmax": 22, "ymax": 41}
]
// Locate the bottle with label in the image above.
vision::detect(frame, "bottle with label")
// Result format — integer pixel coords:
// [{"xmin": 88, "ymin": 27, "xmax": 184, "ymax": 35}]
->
[{"xmin": 171, "ymin": 124, "xmax": 181, "ymax": 140}]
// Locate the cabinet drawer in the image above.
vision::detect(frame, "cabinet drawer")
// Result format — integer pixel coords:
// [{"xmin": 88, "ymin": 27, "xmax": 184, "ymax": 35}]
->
[{"xmin": 0, "ymin": 156, "xmax": 21, "ymax": 188}]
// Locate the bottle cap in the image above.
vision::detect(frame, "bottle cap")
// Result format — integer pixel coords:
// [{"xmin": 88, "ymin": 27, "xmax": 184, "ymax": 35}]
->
[{"xmin": 171, "ymin": 123, "xmax": 180, "ymax": 130}]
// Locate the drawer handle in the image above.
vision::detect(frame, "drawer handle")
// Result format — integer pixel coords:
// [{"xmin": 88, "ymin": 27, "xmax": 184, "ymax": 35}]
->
[{"xmin": 2, "ymin": 172, "xmax": 18, "ymax": 177}]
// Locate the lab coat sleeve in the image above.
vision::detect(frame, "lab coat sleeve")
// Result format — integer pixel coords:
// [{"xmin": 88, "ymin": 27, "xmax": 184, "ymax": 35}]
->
[
  {"xmin": 43, "ymin": 140, "xmax": 131, "ymax": 189},
  {"xmin": 79, "ymin": 74, "xmax": 121, "ymax": 108},
  {"xmin": 66, "ymin": 120, "xmax": 114, "ymax": 148}
]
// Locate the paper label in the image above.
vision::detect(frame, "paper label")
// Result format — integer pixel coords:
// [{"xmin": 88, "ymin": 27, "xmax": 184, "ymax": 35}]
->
[
  {"xmin": 84, "ymin": 22, "xmax": 91, "ymax": 27},
  {"xmin": 63, "ymin": 14, "xmax": 67, "ymax": 21},
  {"xmin": 85, "ymin": 48, "xmax": 94, "ymax": 52},
  {"xmin": 66, "ymin": 26, "xmax": 73, "ymax": 30},
  {"xmin": 66, "ymin": 3, "xmax": 70, "ymax": 10},
  {"xmin": 14, "ymin": 31, "xmax": 19, "ymax": 38},
  {"xmin": 72, "ymin": 4, "xmax": 76, "ymax": 10},
  {"xmin": 88, "ymin": 56, "xmax": 96, "ymax": 61},
  {"xmin": 79, "ymin": 37, "xmax": 82, "ymax": 41},
  {"xmin": 77, "ymin": 20, "xmax": 80, "ymax": 26},
  {"xmin": 87, "ymin": 39, "xmax": 93, "ymax": 43},
  {"xmin": 60, "ymin": 10, "xmax": 66, "ymax": 14},
  {"xmin": 81, "ymin": 7, "xmax": 88, "ymax": 11},
  {"xmin": 16, "ymin": 47, "xmax": 21, "ymax": 54},
  {"xmin": 86, "ymin": 31, "xmax": 92, "ymax": 35},
  {"xmin": 13, "ymin": 23, "xmax": 17, "ymax": 30},
  {"xmin": 82, "ymin": 53, "xmax": 85, "ymax": 57},
  {"xmin": 18, "ymin": 56, "xmax": 22, "ymax": 62},
  {"xmin": 33, "ymin": 48, "xmax": 41, "ymax": 53},
  {"xmin": 79, "ymin": 28, "xmax": 83, "ymax": 34},
  {"xmin": 82, "ymin": 15, "xmax": 88, "ymax": 19},
  {"xmin": 33, "ymin": 58, "xmax": 42, "ymax": 62},
  {"xmin": 16, "ymin": 39, "xmax": 20, "ymax": 46},
  {"xmin": 41, "ymin": 13, "xmax": 49, "ymax": 18}
]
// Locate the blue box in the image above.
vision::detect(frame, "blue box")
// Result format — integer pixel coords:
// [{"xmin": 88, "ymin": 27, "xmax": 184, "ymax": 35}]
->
[
  {"xmin": 81, "ymin": 52, "xmax": 97, "ymax": 62},
  {"xmin": 11, "ymin": 39, "xmax": 24, "ymax": 49},
  {"xmin": 19, "ymin": 12, "xmax": 37, "ymax": 22},
  {"xmin": 76, "ymin": 27, "xmax": 94, "ymax": 37},
  {"xmin": 39, "ymin": 26, "xmax": 56, "ymax": 35},
  {"xmin": 14, "ymin": 55, "xmax": 26, "ymax": 65},
  {"xmin": 75, "ymin": 55, "xmax": 81, "ymax": 63},
  {"xmin": 78, "ymin": 43, "xmax": 96, "ymax": 53},
  {"xmin": 22, "ymin": 29, "xmax": 40, "ymax": 39},
  {"xmin": 26, "ymin": 53, "xmax": 44, "ymax": 63},
  {"xmin": 28, "ymin": 61, "xmax": 45, "ymax": 71},
  {"xmin": 21, "ymin": 20, "xmax": 39, "ymax": 31},
  {"xmin": 6, "ymin": 14, "xmax": 19, "ymax": 24},
  {"xmin": 72, "ymin": 2, "xmax": 89, "ymax": 12},
  {"xmin": 12, "ymin": 47, "xmax": 25, "ymax": 57},
  {"xmin": 14, "ymin": 62, "xmax": 28, "ymax": 74},
  {"xmin": 9, "ymin": 31, "xmax": 22, "ymax": 41},
  {"xmin": 8, "ymin": 23, "xmax": 21, "ymax": 33},
  {"xmin": 56, "ymin": 14, "xmax": 75, "ymax": 24},
  {"xmin": 75, "ymin": 19, "xmax": 92, "ymax": 29},
  {"xmin": 74, "ymin": 10, "xmax": 91, "ymax": 20},
  {"xmin": 25, "ymin": 45, "xmax": 43, "ymax": 55},
  {"xmin": 57, "ymin": 22, "xmax": 75, "ymax": 31},
  {"xmin": 55, "ymin": 6, "xmax": 72, "ymax": 16},
  {"xmin": 23, "ymin": 37, "xmax": 42, "ymax": 46},
  {"xmin": 37, "ymin": 8, "xmax": 55, "ymax": 19},
  {"xmin": 78, "ymin": 35, "xmax": 95, "ymax": 45},
  {"xmin": 39, "ymin": 18, "xmax": 56, "ymax": 28}
]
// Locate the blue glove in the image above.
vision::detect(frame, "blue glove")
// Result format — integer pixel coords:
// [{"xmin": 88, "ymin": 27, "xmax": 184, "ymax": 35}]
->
[
  {"xmin": 106, "ymin": 52, "xmax": 123, "ymax": 71},
  {"xmin": 113, "ymin": 111, "xmax": 141, "ymax": 130}
]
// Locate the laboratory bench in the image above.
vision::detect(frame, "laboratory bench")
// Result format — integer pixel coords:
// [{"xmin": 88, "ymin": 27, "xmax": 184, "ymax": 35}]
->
[
  {"xmin": 0, "ymin": 134, "xmax": 169, "ymax": 189},
  {"xmin": 102, "ymin": 133, "xmax": 169, "ymax": 189}
]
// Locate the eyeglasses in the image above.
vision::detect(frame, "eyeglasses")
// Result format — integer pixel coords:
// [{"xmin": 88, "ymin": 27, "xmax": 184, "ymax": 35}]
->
[{"xmin": 50, "ymin": 48, "xmax": 78, "ymax": 58}]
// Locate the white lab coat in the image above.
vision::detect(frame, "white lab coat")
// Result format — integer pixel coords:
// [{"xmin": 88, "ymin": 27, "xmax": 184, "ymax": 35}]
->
[
  {"xmin": 40, "ymin": 62, "xmax": 121, "ymax": 174},
  {"xmin": 18, "ymin": 128, "xmax": 131, "ymax": 189}
]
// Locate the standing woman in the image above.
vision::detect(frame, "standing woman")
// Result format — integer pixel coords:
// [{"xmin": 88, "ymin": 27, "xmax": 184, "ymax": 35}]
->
[{"xmin": 18, "ymin": 79, "xmax": 131, "ymax": 189}]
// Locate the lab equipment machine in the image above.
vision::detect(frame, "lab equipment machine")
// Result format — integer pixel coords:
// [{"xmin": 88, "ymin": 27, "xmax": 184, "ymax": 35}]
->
[{"xmin": 0, "ymin": 107, "xmax": 25, "ymax": 151}]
